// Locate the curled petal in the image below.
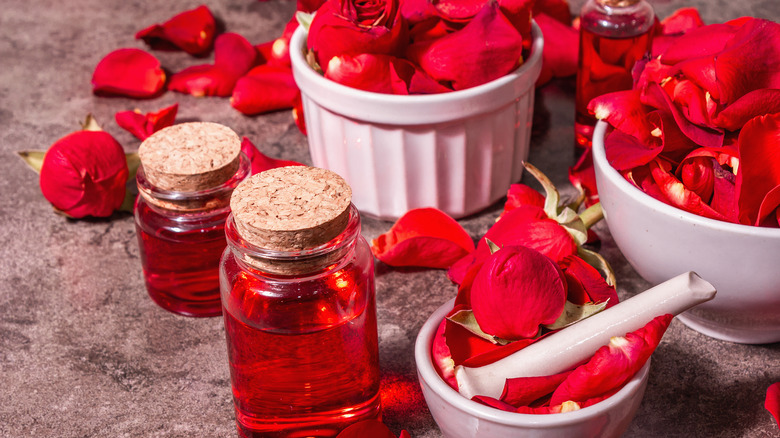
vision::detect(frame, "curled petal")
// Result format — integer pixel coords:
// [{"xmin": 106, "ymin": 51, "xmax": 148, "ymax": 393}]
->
[
  {"xmin": 767, "ymin": 382, "xmax": 780, "ymax": 428},
  {"xmin": 371, "ymin": 208, "xmax": 475, "ymax": 269},
  {"xmin": 603, "ymin": 128, "xmax": 661, "ymax": 171},
  {"xmin": 432, "ymin": 319, "xmax": 458, "ymax": 389},
  {"xmin": 92, "ymin": 48, "xmax": 165, "ymax": 98},
  {"xmin": 444, "ymin": 307, "xmax": 501, "ymax": 366},
  {"xmin": 589, "ymin": 90, "xmax": 656, "ymax": 145},
  {"xmin": 550, "ymin": 314, "xmax": 672, "ymax": 405},
  {"xmin": 535, "ymin": 12, "xmax": 578, "ymax": 86},
  {"xmin": 231, "ymin": 65, "xmax": 299, "ymax": 115},
  {"xmin": 471, "ymin": 395, "xmax": 517, "ymax": 412},
  {"xmin": 642, "ymin": 82, "xmax": 724, "ymax": 148},
  {"xmin": 326, "ymin": 54, "xmax": 397, "ymax": 93},
  {"xmin": 292, "ymin": 93, "xmax": 306, "ymax": 135},
  {"xmin": 679, "ymin": 156, "xmax": 714, "ymax": 202},
  {"xmin": 710, "ymin": 161, "xmax": 739, "ymax": 223},
  {"xmin": 241, "ymin": 137, "xmax": 303, "ymax": 175},
  {"xmin": 501, "ymin": 370, "xmax": 572, "ymax": 407},
  {"xmin": 502, "ymin": 183, "xmax": 545, "ymax": 215},
  {"xmin": 559, "ymin": 255, "xmax": 618, "ymax": 308},
  {"xmin": 649, "ymin": 158, "xmax": 728, "ymax": 221},
  {"xmin": 407, "ymin": 2, "xmax": 522, "ymax": 90},
  {"xmin": 736, "ymin": 113, "xmax": 780, "ymax": 225},
  {"xmin": 568, "ymin": 147, "xmax": 599, "ymax": 208},
  {"xmin": 39, "ymin": 130, "xmax": 128, "ymax": 218},
  {"xmin": 135, "ymin": 5, "xmax": 216, "ymax": 55},
  {"xmin": 115, "ymin": 103, "xmax": 178, "ymax": 141},
  {"xmin": 471, "ymin": 245, "xmax": 566, "ymax": 340}
]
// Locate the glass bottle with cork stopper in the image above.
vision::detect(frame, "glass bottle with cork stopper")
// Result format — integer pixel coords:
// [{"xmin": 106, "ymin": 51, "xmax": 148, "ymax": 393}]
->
[
  {"xmin": 135, "ymin": 122, "xmax": 250, "ymax": 317},
  {"xmin": 575, "ymin": 0, "xmax": 655, "ymax": 152},
  {"xmin": 220, "ymin": 166, "xmax": 381, "ymax": 437}
]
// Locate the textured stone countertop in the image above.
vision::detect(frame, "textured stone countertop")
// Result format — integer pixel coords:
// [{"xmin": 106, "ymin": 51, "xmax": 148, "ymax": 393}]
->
[{"xmin": 1, "ymin": 0, "xmax": 778, "ymax": 437}]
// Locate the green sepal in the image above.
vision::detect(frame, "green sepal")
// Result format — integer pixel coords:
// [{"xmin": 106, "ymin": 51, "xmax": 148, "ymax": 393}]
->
[
  {"xmin": 119, "ymin": 152, "xmax": 140, "ymax": 213},
  {"xmin": 295, "ymin": 11, "xmax": 314, "ymax": 31},
  {"xmin": 523, "ymin": 161, "xmax": 560, "ymax": 219},
  {"xmin": 544, "ymin": 299, "xmax": 609, "ymax": 331},
  {"xmin": 485, "ymin": 238, "xmax": 500, "ymax": 255},
  {"xmin": 557, "ymin": 206, "xmax": 588, "ymax": 245},
  {"xmin": 446, "ymin": 309, "xmax": 512, "ymax": 346},
  {"xmin": 17, "ymin": 151, "xmax": 46, "ymax": 173},
  {"xmin": 80, "ymin": 114, "xmax": 102, "ymax": 132}
]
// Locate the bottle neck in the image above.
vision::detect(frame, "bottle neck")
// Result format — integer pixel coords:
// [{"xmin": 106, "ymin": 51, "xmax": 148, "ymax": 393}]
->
[
  {"xmin": 226, "ymin": 204, "xmax": 362, "ymax": 277},
  {"xmin": 137, "ymin": 152, "xmax": 250, "ymax": 219},
  {"xmin": 581, "ymin": 0, "xmax": 655, "ymax": 38}
]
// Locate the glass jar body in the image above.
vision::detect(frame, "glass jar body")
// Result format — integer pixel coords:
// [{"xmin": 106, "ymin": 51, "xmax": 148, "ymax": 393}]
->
[
  {"xmin": 575, "ymin": 0, "xmax": 655, "ymax": 151},
  {"xmin": 134, "ymin": 153, "xmax": 249, "ymax": 317},
  {"xmin": 219, "ymin": 207, "xmax": 381, "ymax": 437}
]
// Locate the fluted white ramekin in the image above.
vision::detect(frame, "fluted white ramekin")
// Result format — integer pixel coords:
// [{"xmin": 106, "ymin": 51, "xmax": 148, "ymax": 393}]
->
[{"xmin": 290, "ymin": 23, "xmax": 543, "ymax": 220}]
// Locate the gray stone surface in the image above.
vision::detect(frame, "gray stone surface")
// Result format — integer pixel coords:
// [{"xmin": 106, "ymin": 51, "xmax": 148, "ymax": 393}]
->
[{"xmin": 0, "ymin": 0, "xmax": 778, "ymax": 437}]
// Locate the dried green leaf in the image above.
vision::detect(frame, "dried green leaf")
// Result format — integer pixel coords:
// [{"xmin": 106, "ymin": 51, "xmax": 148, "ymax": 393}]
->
[
  {"xmin": 485, "ymin": 238, "xmax": 500, "ymax": 255},
  {"xmin": 447, "ymin": 309, "xmax": 512, "ymax": 345},
  {"xmin": 17, "ymin": 150, "xmax": 46, "ymax": 173},
  {"xmin": 578, "ymin": 246, "xmax": 616, "ymax": 286},
  {"xmin": 544, "ymin": 300, "xmax": 609, "ymax": 331},
  {"xmin": 80, "ymin": 114, "xmax": 102, "ymax": 132},
  {"xmin": 523, "ymin": 162, "xmax": 560, "ymax": 219}
]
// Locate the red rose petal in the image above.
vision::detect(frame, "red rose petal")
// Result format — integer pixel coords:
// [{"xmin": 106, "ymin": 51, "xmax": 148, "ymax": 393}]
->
[
  {"xmin": 603, "ymin": 128, "xmax": 661, "ymax": 171},
  {"xmin": 710, "ymin": 161, "xmax": 739, "ymax": 223},
  {"xmin": 92, "ymin": 48, "xmax": 165, "ymax": 98},
  {"xmin": 679, "ymin": 156, "xmax": 715, "ymax": 202},
  {"xmin": 389, "ymin": 58, "xmax": 452, "ymax": 94},
  {"xmin": 39, "ymin": 130, "xmax": 129, "ymax": 218},
  {"xmin": 659, "ymin": 22, "xmax": 740, "ymax": 66},
  {"xmin": 432, "ymin": 319, "xmax": 458, "ymax": 390},
  {"xmin": 535, "ymin": 12, "xmax": 578, "ymax": 86},
  {"xmin": 568, "ymin": 147, "xmax": 599, "ymax": 208},
  {"xmin": 589, "ymin": 90, "xmax": 655, "ymax": 145},
  {"xmin": 533, "ymin": 0, "xmax": 572, "ymax": 26},
  {"xmin": 642, "ymin": 81, "xmax": 724, "ymax": 148},
  {"xmin": 471, "ymin": 395, "xmax": 518, "ymax": 412},
  {"xmin": 501, "ymin": 370, "xmax": 572, "ymax": 407},
  {"xmin": 502, "ymin": 183, "xmax": 546, "ymax": 215},
  {"xmin": 371, "ymin": 208, "xmax": 475, "ymax": 269},
  {"xmin": 471, "ymin": 245, "xmax": 566, "ymax": 340},
  {"xmin": 767, "ymin": 382, "xmax": 780, "ymax": 428},
  {"xmin": 461, "ymin": 335, "xmax": 537, "ymax": 368},
  {"xmin": 135, "ymin": 5, "xmax": 216, "ymax": 55},
  {"xmin": 711, "ymin": 89, "xmax": 780, "ymax": 131},
  {"xmin": 231, "ymin": 65, "xmax": 299, "ymax": 115},
  {"xmin": 444, "ymin": 309, "xmax": 501, "ymax": 366},
  {"xmin": 115, "ymin": 103, "xmax": 178, "ymax": 141},
  {"xmin": 325, "ymin": 54, "xmax": 396, "ymax": 94},
  {"xmin": 240, "ymin": 137, "xmax": 303, "ymax": 175},
  {"xmin": 169, "ymin": 33, "xmax": 257, "ymax": 97},
  {"xmin": 407, "ymin": 2, "xmax": 522, "ymax": 90},
  {"xmin": 559, "ymin": 255, "xmax": 618, "ymax": 308},
  {"xmin": 736, "ymin": 113, "xmax": 780, "ymax": 225},
  {"xmin": 659, "ymin": 7, "xmax": 704, "ymax": 35},
  {"xmin": 485, "ymin": 205, "xmax": 578, "ymax": 263},
  {"xmin": 550, "ymin": 314, "xmax": 672, "ymax": 405},
  {"xmin": 335, "ymin": 420, "xmax": 398, "ymax": 438},
  {"xmin": 292, "ymin": 93, "xmax": 307, "ymax": 135},
  {"xmin": 649, "ymin": 158, "xmax": 729, "ymax": 221}
]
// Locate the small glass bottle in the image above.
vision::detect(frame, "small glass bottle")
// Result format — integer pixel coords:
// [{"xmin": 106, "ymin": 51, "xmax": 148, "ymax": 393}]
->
[
  {"xmin": 135, "ymin": 122, "xmax": 249, "ymax": 317},
  {"xmin": 575, "ymin": 0, "xmax": 655, "ymax": 153},
  {"xmin": 220, "ymin": 166, "xmax": 381, "ymax": 438}
]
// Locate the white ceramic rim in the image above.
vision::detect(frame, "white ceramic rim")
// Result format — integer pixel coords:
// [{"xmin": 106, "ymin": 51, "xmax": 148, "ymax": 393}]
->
[
  {"xmin": 414, "ymin": 298, "xmax": 651, "ymax": 427},
  {"xmin": 592, "ymin": 120, "xmax": 780, "ymax": 238},
  {"xmin": 290, "ymin": 21, "xmax": 544, "ymax": 125}
]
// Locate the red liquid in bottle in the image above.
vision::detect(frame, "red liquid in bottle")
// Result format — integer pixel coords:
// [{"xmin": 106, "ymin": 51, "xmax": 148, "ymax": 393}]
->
[
  {"xmin": 575, "ymin": 0, "xmax": 654, "ymax": 153},
  {"xmin": 135, "ymin": 198, "xmax": 228, "ymax": 317},
  {"xmin": 220, "ymin": 226, "xmax": 381, "ymax": 437}
]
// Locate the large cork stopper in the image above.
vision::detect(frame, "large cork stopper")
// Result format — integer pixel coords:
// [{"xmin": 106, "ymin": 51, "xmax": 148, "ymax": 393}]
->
[
  {"xmin": 230, "ymin": 166, "xmax": 352, "ymax": 251},
  {"xmin": 138, "ymin": 122, "xmax": 241, "ymax": 192}
]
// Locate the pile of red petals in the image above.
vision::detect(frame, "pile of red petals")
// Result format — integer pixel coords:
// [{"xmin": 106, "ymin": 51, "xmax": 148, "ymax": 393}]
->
[
  {"xmin": 591, "ymin": 15, "xmax": 780, "ymax": 227},
  {"xmin": 304, "ymin": 0, "xmax": 578, "ymax": 94},
  {"xmin": 369, "ymin": 163, "xmax": 667, "ymax": 413},
  {"xmin": 91, "ymin": 4, "xmax": 306, "ymax": 129}
]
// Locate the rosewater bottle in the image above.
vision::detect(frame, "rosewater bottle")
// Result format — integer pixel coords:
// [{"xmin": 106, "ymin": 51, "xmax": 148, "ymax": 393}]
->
[
  {"xmin": 135, "ymin": 122, "xmax": 250, "ymax": 317},
  {"xmin": 575, "ymin": 0, "xmax": 655, "ymax": 152},
  {"xmin": 220, "ymin": 166, "xmax": 381, "ymax": 437}
]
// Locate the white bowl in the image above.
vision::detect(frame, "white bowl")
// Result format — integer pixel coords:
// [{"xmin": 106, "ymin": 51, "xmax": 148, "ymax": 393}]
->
[
  {"xmin": 290, "ymin": 24, "xmax": 543, "ymax": 220},
  {"xmin": 415, "ymin": 299, "xmax": 650, "ymax": 438},
  {"xmin": 592, "ymin": 121, "xmax": 780, "ymax": 344}
]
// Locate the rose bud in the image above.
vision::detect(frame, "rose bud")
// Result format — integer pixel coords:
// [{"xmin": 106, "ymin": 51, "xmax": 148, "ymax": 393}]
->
[
  {"xmin": 39, "ymin": 129, "xmax": 129, "ymax": 218},
  {"xmin": 307, "ymin": 0, "xmax": 408, "ymax": 68}
]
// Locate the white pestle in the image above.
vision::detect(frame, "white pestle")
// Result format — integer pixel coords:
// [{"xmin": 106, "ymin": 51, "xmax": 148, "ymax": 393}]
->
[{"xmin": 455, "ymin": 271, "xmax": 716, "ymax": 399}]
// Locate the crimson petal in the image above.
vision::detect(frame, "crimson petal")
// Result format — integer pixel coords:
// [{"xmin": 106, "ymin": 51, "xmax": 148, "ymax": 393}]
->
[
  {"xmin": 502, "ymin": 183, "xmax": 545, "ymax": 215},
  {"xmin": 444, "ymin": 309, "xmax": 501, "ymax": 366},
  {"xmin": 325, "ymin": 54, "xmax": 396, "ymax": 94},
  {"xmin": 431, "ymin": 319, "xmax": 458, "ymax": 390},
  {"xmin": 559, "ymin": 255, "xmax": 618, "ymax": 308},
  {"xmin": 767, "ymin": 382, "xmax": 780, "ymax": 428},
  {"xmin": 736, "ymin": 113, "xmax": 780, "ymax": 225},
  {"xmin": 135, "ymin": 5, "xmax": 216, "ymax": 55},
  {"xmin": 603, "ymin": 128, "xmax": 661, "ymax": 171},
  {"xmin": 240, "ymin": 137, "xmax": 303, "ymax": 175},
  {"xmin": 371, "ymin": 208, "xmax": 475, "ymax": 269},
  {"xmin": 589, "ymin": 90, "xmax": 656, "ymax": 145},
  {"xmin": 115, "ymin": 103, "xmax": 178, "ymax": 141},
  {"xmin": 471, "ymin": 395, "xmax": 517, "ymax": 412},
  {"xmin": 550, "ymin": 314, "xmax": 672, "ymax": 405},
  {"xmin": 335, "ymin": 420, "xmax": 399, "ymax": 438},
  {"xmin": 471, "ymin": 246, "xmax": 566, "ymax": 340},
  {"xmin": 407, "ymin": 2, "xmax": 522, "ymax": 90},
  {"xmin": 231, "ymin": 65, "xmax": 299, "ymax": 115},
  {"xmin": 659, "ymin": 7, "xmax": 704, "ymax": 35},
  {"xmin": 650, "ymin": 158, "xmax": 728, "ymax": 221},
  {"xmin": 501, "ymin": 370, "xmax": 572, "ymax": 407},
  {"xmin": 92, "ymin": 48, "xmax": 165, "ymax": 98},
  {"xmin": 535, "ymin": 12, "xmax": 578, "ymax": 86}
]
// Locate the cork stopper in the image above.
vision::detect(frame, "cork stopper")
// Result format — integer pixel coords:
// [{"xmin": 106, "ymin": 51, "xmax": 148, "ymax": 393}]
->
[
  {"xmin": 138, "ymin": 122, "xmax": 241, "ymax": 192},
  {"xmin": 230, "ymin": 166, "xmax": 352, "ymax": 252}
]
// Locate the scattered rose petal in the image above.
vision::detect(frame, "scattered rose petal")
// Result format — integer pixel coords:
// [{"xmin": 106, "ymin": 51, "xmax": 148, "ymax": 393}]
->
[
  {"xmin": 371, "ymin": 208, "xmax": 475, "ymax": 269},
  {"xmin": 231, "ymin": 65, "xmax": 299, "ymax": 115},
  {"xmin": 502, "ymin": 183, "xmax": 546, "ymax": 215},
  {"xmin": 169, "ymin": 33, "xmax": 258, "ymax": 97},
  {"xmin": 335, "ymin": 420, "xmax": 402, "ymax": 438},
  {"xmin": 535, "ymin": 12, "xmax": 578, "ymax": 86},
  {"xmin": 470, "ymin": 245, "xmax": 566, "ymax": 340},
  {"xmin": 39, "ymin": 129, "xmax": 129, "ymax": 218},
  {"xmin": 115, "ymin": 103, "xmax": 178, "ymax": 141},
  {"xmin": 135, "ymin": 5, "xmax": 216, "ymax": 55},
  {"xmin": 659, "ymin": 7, "xmax": 704, "ymax": 35},
  {"xmin": 550, "ymin": 314, "xmax": 672, "ymax": 405},
  {"xmin": 92, "ymin": 48, "xmax": 165, "ymax": 98},
  {"xmin": 501, "ymin": 371, "xmax": 572, "ymax": 407},
  {"xmin": 568, "ymin": 147, "xmax": 599, "ymax": 208},
  {"xmin": 767, "ymin": 382, "xmax": 780, "ymax": 428},
  {"xmin": 241, "ymin": 137, "xmax": 303, "ymax": 175}
]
